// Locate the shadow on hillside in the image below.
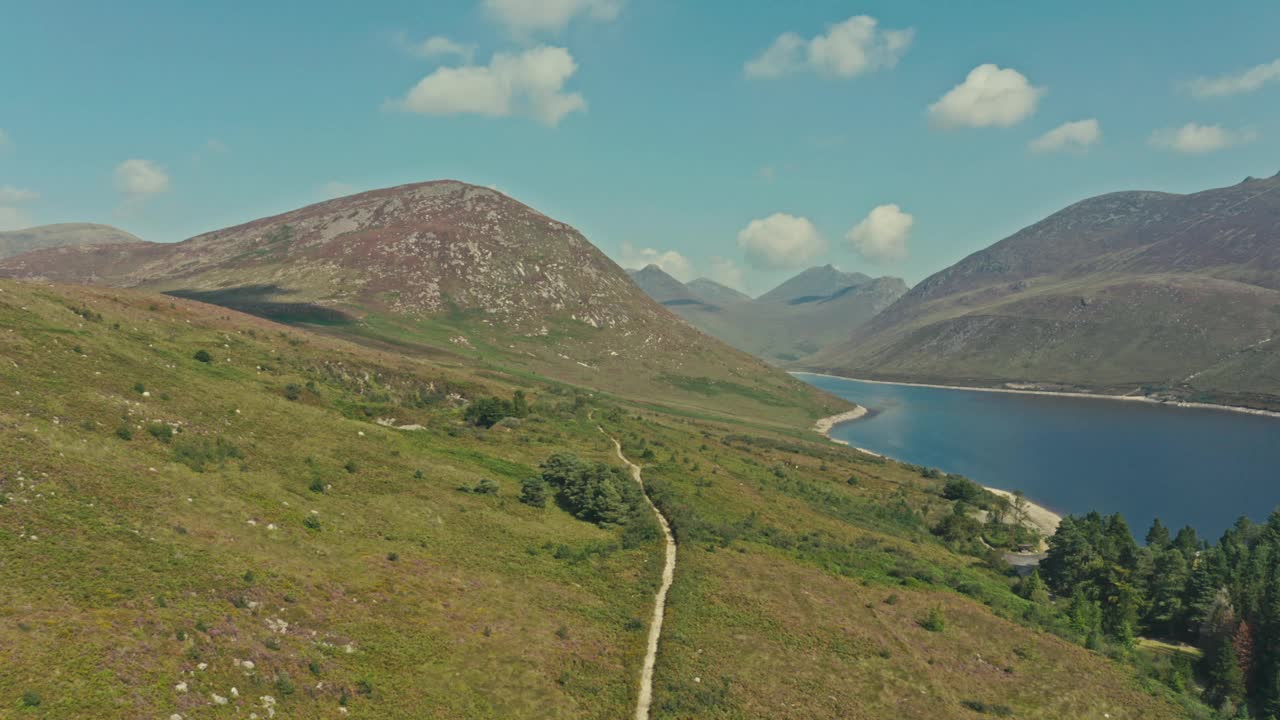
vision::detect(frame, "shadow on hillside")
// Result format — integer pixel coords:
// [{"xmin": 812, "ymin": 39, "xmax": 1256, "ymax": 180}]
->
[{"xmin": 165, "ymin": 285, "xmax": 356, "ymax": 326}]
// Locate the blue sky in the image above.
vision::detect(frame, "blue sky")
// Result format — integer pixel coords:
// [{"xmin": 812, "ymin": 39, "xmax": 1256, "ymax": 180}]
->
[{"xmin": 1, "ymin": 0, "xmax": 1278, "ymax": 292}]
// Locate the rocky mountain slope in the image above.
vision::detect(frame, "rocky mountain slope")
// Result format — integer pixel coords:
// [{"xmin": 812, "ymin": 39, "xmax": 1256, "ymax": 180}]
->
[
  {"xmin": 806, "ymin": 174, "xmax": 1280, "ymax": 410},
  {"xmin": 628, "ymin": 263, "xmax": 907, "ymax": 364},
  {"xmin": 0, "ymin": 222, "xmax": 142, "ymax": 260},
  {"xmin": 0, "ymin": 181, "xmax": 837, "ymax": 423}
]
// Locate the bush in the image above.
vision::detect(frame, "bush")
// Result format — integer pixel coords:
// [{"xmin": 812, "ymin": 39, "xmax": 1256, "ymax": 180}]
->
[
  {"xmin": 115, "ymin": 425, "xmax": 134, "ymax": 441},
  {"xmin": 960, "ymin": 700, "xmax": 1013, "ymax": 716},
  {"xmin": 343, "ymin": 460, "xmax": 358, "ymax": 474},
  {"xmin": 275, "ymin": 673, "xmax": 296, "ymax": 696},
  {"xmin": 303, "ymin": 515, "xmax": 321, "ymax": 531},
  {"xmin": 173, "ymin": 435, "xmax": 243, "ymax": 472},
  {"xmin": 387, "ymin": 552, "xmax": 399, "ymax": 562},
  {"xmin": 133, "ymin": 382, "xmax": 146, "ymax": 394},
  {"xmin": 920, "ymin": 606, "xmax": 946, "ymax": 633},
  {"xmin": 146, "ymin": 422, "xmax": 174, "ymax": 442},
  {"xmin": 473, "ymin": 478, "xmax": 500, "ymax": 495},
  {"xmin": 519, "ymin": 476, "xmax": 548, "ymax": 507},
  {"xmin": 193, "ymin": 349, "xmax": 213, "ymax": 363},
  {"xmin": 309, "ymin": 477, "xmax": 326, "ymax": 493},
  {"xmin": 284, "ymin": 384, "xmax": 302, "ymax": 401}
]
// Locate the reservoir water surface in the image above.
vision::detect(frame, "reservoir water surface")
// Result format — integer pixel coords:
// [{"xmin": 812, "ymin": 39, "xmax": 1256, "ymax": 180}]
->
[{"xmin": 798, "ymin": 373, "xmax": 1280, "ymax": 541}]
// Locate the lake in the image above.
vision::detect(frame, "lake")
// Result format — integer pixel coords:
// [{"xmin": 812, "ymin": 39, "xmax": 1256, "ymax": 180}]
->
[{"xmin": 797, "ymin": 373, "xmax": 1280, "ymax": 541}]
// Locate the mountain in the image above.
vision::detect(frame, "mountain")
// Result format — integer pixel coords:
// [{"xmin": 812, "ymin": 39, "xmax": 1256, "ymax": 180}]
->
[
  {"xmin": 0, "ymin": 181, "xmax": 840, "ymax": 424},
  {"xmin": 0, "ymin": 278, "xmax": 1185, "ymax": 718},
  {"xmin": 806, "ymin": 174, "xmax": 1280, "ymax": 410},
  {"xmin": 625, "ymin": 263, "xmax": 908, "ymax": 364},
  {"xmin": 756, "ymin": 264, "xmax": 874, "ymax": 305},
  {"xmin": 686, "ymin": 277, "xmax": 751, "ymax": 306},
  {"xmin": 0, "ymin": 222, "xmax": 142, "ymax": 260},
  {"xmin": 627, "ymin": 264, "xmax": 715, "ymax": 310}
]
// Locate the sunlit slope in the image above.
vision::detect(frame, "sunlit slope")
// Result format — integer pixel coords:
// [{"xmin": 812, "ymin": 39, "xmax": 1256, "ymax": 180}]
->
[{"xmin": 0, "ymin": 280, "xmax": 1185, "ymax": 718}]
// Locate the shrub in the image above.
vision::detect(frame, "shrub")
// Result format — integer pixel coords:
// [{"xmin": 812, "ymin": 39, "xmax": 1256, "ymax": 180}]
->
[
  {"xmin": 275, "ymin": 672, "xmax": 295, "ymax": 695},
  {"xmin": 942, "ymin": 476, "xmax": 982, "ymax": 503},
  {"xmin": 146, "ymin": 422, "xmax": 174, "ymax": 442},
  {"xmin": 133, "ymin": 382, "xmax": 146, "ymax": 394},
  {"xmin": 172, "ymin": 435, "xmax": 242, "ymax": 472},
  {"xmin": 21, "ymin": 691, "xmax": 41, "ymax": 707},
  {"xmin": 413, "ymin": 469, "xmax": 425, "ymax": 480},
  {"xmin": 387, "ymin": 552, "xmax": 399, "ymax": 562},
  {"xmin": 555, "ymin": 625, "xmax": 570, "ymax": 640},
  {"xmin": 304, "ymin": 515, "xmax": 321, "ymax": 531},
  {"xmin": 193, "ymin": 349, "xmax": 213, "ymax": 363},
  {"xmin": 920, "ymin": 606, "xmax": 946, "ymax": 633},
  {"xmin": 309, "ymin": 477, "xmax": 326, "ymax": 494},
  {"xmin": 519, "ymin": 476, "xmax": 548, "ymax": 507},
  {"xmin": 473, "ymin": 478, "xmax": 500, "ymax": 495},
  {"xmin": 308, "ymin": 660, "xmax": 322, "ymax": 676},
  {"xmin": 284, "ymin": 384, "xmax": 302, "ymax": 401},
  {"xmin": 960, "ymin": 700, "xmax": 1013, "ymax": 716},
  {"xmin": 115, "ymin": 425, "xmax": 134, "ymax": 441},
  {"xmin": 624, "ymin": 617, "xmax": 645, "ymax": 631},
  {"xmin": 343, "ymin": 460, "xmax": 358, "ymax": 474}
]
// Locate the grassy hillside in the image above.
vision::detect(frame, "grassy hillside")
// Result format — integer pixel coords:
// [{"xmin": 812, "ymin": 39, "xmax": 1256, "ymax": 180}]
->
[{"xmin": 0, "ymin": 279, "xmax": 1194, "ymax": 718}]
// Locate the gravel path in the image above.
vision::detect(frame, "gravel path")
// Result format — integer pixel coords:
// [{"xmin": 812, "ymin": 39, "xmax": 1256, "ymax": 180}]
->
[{"xmin": 602, "ymin": 429, "xmax": 676, "ymax": 720}]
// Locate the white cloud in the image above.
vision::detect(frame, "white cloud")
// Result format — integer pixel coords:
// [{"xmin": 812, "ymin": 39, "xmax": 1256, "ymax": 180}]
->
[
  {"xmin": 483, "ymin": 0, "xmax": 622, "ymax": 34},
  {"xmin": 620, "ymin": 241, "xmax": 693, "ymax": 281},
  {"xmin": 1149, "ymin": 123, "xmax": 1257, "ymax": 154},
  {"xmin": 928, "ymin": 64, "xmax": 1043, "ymax": 128},
  {"xmin": 745, "ymin": 15, "xmax": 913, "ymax": 79},
  {"xmin": 393, "ymin": 46, "xmax": 585, "ymax": 127},
  {"xmin": 114, "ymin": 159, "xmax": 171, "ymax": 198},
  {"xmin": 400, "ymin": 34, "xmax": 476, "ymax": 63},
  {"xmin": 0, "ymin": 185, "xmax": 40, "ymax": 203},
  {"xmin": 1029, "ymin": 119, "xmax": 1101, "ymax": 153},
  {"xmin": 846, "ymin": 204, "xmax": 912, "ymax": 263},
  {"xmin": 0, "ymin": 206, "xmax": 32, "ymax": 231},
  {"xmin": 320, "ymin": 181, "xmax": 356, "ymax": 199},
  {"xmin": 737, "ymin": 213, "xmax": 826, "ymax": 270},
  {"xmin": 1188, "ymin": 58, "xmax": 1280, "ymax": 98},
  {"xmin": 709, "ymin": 257, "xmax": 746, "ymax": 292}
]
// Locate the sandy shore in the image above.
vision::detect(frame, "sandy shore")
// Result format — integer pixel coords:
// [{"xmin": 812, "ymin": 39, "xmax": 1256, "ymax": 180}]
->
[
  {"xmin": 794, "ymin": 371, "xmax": 1280, "ymax": 420},
  {"xmin": 811, "ymin": 407, "xmax": 1062, "ymax": 541}
]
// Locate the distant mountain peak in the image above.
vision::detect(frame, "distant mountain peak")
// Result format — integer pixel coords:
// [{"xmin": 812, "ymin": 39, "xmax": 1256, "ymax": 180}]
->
[{"xmin": 756, "ymin": 265, "xmax": 873, "ymax": 304}]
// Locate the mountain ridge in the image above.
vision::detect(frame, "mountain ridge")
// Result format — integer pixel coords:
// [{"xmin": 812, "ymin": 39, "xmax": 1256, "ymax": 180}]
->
[{"xmin": 806, "ymin": 175, "xmax": 1280, "ymax": 410}]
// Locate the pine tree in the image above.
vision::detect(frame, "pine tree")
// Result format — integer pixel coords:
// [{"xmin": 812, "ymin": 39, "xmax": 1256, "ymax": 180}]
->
[
  {"xmin": 1020, "ymin": 568, "xmax": 1051, "ymax": 604},
  {"xmin": 1146, "ymin": 518, "xmax": 1172, "ymax": 548},
  {"xmin": 1206, "ymin": 633, "xmax": 1246, "ymax": 709}
]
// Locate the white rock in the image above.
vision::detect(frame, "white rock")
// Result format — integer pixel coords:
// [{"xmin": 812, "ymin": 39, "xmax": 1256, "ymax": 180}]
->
[
  {"xmin": 175, "ymin": 681, "xmax": 188, "ymax": 693},
  {"xmin": 231, "ymin": 687, "xmax": 239, "ymax": 698},
  {"xmin": 212, "ymin": 693, "xmax": 228, "ymax": 705}
]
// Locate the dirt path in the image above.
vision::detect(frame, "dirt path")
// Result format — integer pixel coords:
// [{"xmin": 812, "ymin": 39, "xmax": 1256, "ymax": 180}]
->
[{"xmin": 601, "ymin": 428, "xmax": 676, "ymax": 720}]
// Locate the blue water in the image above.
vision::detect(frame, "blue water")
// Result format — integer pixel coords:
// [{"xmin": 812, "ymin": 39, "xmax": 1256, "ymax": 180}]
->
[{"xmin": 797, "ymin": 373, "xmax": 1280, "ymax": 541}]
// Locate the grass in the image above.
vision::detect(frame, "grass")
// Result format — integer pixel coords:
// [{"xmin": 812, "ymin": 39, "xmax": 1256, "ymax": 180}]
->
[{"xmin": 0, "ymin": 279, "xmax": 1193, "ymax": 718}]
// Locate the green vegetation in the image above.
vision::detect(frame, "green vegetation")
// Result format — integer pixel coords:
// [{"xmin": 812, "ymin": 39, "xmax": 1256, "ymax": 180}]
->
[
  {"xmin": 1042, "ymin": 509, "xmax": 1280, "ymax": 717},
  {"xmin": 0, "ymin": 280, "xmax": 1186, "ymax": 719}
]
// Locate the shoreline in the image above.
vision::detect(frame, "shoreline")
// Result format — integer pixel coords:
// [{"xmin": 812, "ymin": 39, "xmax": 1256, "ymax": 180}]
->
[
  {"xmin": 794, "ymin": 371, "xmax": 1280, "ymax": 420},
  {"xmin": 810, "ymin": 407, "xmax": 1063, "ymax": 540}
]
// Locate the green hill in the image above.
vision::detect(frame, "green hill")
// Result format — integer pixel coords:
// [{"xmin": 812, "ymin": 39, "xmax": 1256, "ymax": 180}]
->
[{"xmin": 0, "ymin": 279, "xmax": 1191, "ymax": 718}]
